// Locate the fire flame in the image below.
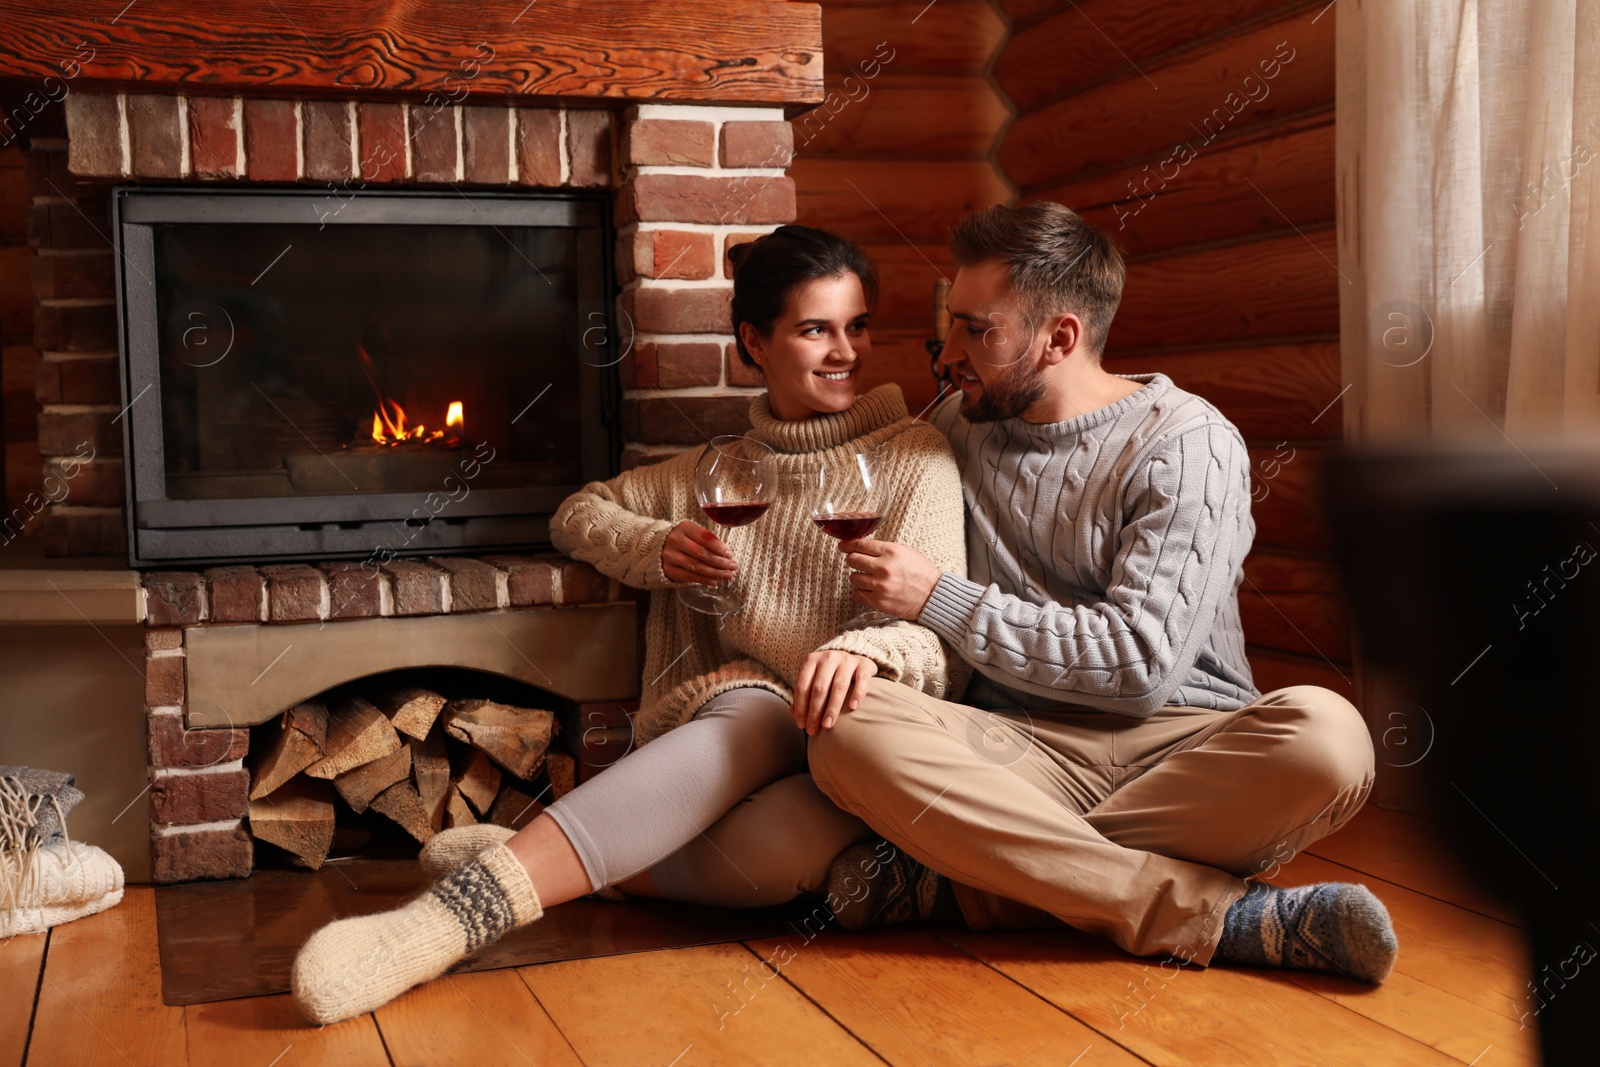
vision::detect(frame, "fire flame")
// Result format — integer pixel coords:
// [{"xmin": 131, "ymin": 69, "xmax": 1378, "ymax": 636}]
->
[
  {"xmin": 357, "ymin": 344, "xmax": 464, "ymax": 447},
  {"xmin": 366, "ymin": 396, "xmax": 464, "ymax": 446}
]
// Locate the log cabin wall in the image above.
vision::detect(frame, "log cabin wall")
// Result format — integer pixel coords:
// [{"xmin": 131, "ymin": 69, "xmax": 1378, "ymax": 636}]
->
[
  {"xmin": 992, "ymin": 0, "xmax": 1354, "ymax": 703},
  {"xmin": 791, "ymin": 0, "xmax": 1013, "ymax": 417}
]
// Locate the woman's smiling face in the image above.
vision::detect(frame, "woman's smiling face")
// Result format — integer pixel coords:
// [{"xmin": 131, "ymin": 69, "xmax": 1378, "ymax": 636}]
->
[{"xmin": 741, "ymin": 272, "xmax": 872, "ymax": 421}]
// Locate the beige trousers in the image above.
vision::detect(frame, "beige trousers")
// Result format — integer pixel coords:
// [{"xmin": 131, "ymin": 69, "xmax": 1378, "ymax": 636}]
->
[{"xmin": 807, "ymin": 683, "xmax": 1374, "ymax": 964}]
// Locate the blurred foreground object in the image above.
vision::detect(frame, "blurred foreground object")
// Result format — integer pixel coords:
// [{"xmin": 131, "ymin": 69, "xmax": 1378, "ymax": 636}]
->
[
  {"xmin": 928, "ymin": 277, "xmax": 951, "ymax": 391},
  {"xmin": 1, "ymin": 765, "xmax": 125, "ymax": 936},
  {"xmin": 1328, "ymin": 446, "xmax": 1600, "ymax": 1067}
]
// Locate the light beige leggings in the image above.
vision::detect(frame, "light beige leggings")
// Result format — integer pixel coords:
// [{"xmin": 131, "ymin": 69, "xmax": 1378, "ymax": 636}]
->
[{"xmin": 544, "ymin": 687, "xmax": 871, "ymax": 907}]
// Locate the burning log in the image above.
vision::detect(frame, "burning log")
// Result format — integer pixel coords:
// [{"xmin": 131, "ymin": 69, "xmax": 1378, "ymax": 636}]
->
[
  {"xmin": 442, "ymin": 698, "xmax": 558, "ymax": 780},
  {"xmin": 378, "ymin": 687, "xmax": 448, "ymax": 741},
  {"xmin": 249, "ymin": 700, "xmax": 329, "ymax": 800},
  {"xmin": 305, "ymin": 695, "xmax": 401, "ymax": 779},
  {"xmin": 332, "ymin": 743, "xmax": 412, "ymax": 814},
  {"xmin": 248, "ymin": 777, "xmax": 337, "ymax": 870},
  {"xmin": 357, "ymin": 344, "xmax": 466, "ymax": 447}
]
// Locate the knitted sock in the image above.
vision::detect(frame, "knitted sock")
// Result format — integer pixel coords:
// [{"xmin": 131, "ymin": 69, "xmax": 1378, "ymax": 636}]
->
[
  {"xmin": 293, "ymin": 843, "xmax": 542, "ymax": 1024},
  {"xmin": 418, "ymin": 825, "xmax": 516, "ymax": 876},
  {"xmin": 825, "ymin": 837, "xmax": 959, "ymax": 931},
  {"xmin": 1216, "ymin": 882, "xmax": 1398, "ymax": 983},
  {"xmin": 418, "ymin": 824, "xmax": 628, "ymax": 900}
]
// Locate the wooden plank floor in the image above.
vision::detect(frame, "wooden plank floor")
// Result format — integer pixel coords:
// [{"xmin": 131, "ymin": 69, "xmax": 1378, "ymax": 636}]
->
[{"xmin": 6, "ymin": 806, "xmax": 1538, "ymax": 1066}]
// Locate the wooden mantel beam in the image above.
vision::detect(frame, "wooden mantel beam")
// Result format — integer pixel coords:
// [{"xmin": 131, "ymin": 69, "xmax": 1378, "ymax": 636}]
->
[{"xmin": 0, "ymin": 0, "xmax": 823, "ymax": 107}]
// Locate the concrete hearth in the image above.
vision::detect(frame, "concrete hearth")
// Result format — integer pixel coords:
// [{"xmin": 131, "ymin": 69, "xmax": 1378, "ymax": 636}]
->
[{"xmin": 184, "ymin": 606, "xmax": 636, "ymax": 729}]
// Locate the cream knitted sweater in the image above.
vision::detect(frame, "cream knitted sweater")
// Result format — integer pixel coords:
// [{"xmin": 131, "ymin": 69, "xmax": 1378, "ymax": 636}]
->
[{"xmin": 551, "ymin": 384, "xmax": 969, "ymax": 744}]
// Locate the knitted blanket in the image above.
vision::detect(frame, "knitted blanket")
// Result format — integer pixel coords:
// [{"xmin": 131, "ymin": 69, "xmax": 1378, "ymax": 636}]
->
[{"xmin": 0, "ymin": 765, "xmax": 84, "ymax": 848}]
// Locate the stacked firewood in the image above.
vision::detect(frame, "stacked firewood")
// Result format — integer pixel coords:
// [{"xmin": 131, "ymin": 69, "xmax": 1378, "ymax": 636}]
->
[{"xmin": 245, "ymin": 687, "xmax": 576, "ymax": 870}]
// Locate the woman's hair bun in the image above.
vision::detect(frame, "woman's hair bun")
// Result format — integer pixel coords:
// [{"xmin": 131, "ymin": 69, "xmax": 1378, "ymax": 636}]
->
[{"xmin": 728, "ymin": 226, "xmax": 877, "ymax": 368}]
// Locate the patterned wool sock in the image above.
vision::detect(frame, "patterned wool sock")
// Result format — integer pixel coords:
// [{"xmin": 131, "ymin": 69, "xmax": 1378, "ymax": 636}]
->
[
  {"xmin": 825, "ymin": 837, "xmax": 960, "ymax": 931},
  {"xmin": 1215, "ymin": 882, "xmax": 1398, "ymax": 983},
  {"xmin": 292, "ymin": 843, "xmax": 542, "ymax": 1024},
  {"xmin": 418, "ymin": 824, "xmax": 516, "ymax": 876},
  {"xmin": 419, "ymin": 825, "xmax": 627, "ymax": 900}
]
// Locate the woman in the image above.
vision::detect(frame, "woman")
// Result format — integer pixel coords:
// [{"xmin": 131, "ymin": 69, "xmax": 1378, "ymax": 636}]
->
[{"xmin": 292, "ymin": 226, "xmax": 968, "ymax": 1025}]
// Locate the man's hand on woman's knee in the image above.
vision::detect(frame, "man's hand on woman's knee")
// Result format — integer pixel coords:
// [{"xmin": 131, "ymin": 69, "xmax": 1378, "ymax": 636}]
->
[{"xmin": 791, "ymin": 650, "xmax": 877, "ymax": 736}]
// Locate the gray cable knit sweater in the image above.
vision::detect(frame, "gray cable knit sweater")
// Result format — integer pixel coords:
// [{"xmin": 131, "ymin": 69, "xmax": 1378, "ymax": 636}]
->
[{"xmin": 917, "ymin": 372, "xmax": 1261, "ymax": 718}]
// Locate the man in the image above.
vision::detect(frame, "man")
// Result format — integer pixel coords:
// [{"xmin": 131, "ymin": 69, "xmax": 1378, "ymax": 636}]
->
[{"xmin": 806, "ymin": 202, "xmax": 1397, "ymax": 983}]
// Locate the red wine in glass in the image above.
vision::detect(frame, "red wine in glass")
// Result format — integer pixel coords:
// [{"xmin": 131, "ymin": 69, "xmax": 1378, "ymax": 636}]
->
[
  {"xmin": 702, "ymin": 501, "xmax": 772, "ymax": 527},
  {"xmin": 678, "ymin": 436, "xmax": 776, "ymax": 617},
  {"xmin": 809, "ymin": 452, "xmax": 896, "ymax": 628},
  {"xmin": 813, "ymin": 512, "xmax": 883, "ymax": 541}
]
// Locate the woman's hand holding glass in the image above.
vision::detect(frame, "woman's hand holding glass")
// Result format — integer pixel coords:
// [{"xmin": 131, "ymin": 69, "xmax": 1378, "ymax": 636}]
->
[
  {"xmin": 676, "ymin": 435, "xmax": 777, "ymax": 616},
  {"xmin": 662, "ymin": 521, "xmax": 737, "ymax": 585}
]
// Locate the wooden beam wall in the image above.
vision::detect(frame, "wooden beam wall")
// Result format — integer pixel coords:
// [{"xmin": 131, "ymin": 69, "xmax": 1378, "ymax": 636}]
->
[
  {"xmin": 0, "ymin": 0, "xmax": 823, "ymax": 106},
  {"xmin": 793, "ymin": 1, "xmax": 1013, "ymax": 415},
  {"xmin": 993, "ymin": 0, "xmax": 1354, "ymax": 699}
]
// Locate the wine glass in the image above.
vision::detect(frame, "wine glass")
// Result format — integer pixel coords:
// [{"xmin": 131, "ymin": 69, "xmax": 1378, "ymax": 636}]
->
[
  {"xmin": 809, "ymin": 451, "xmax": 895, "ymax": 629},
  {"xmin": 677, "ymin": 435, "xmax": 776, "ymax": 616}
]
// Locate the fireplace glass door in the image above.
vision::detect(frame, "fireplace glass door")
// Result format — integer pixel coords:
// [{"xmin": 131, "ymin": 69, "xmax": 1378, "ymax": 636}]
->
[{"xmin": 116, "ymin": 189, "xmax": 617, "ymax": 565}]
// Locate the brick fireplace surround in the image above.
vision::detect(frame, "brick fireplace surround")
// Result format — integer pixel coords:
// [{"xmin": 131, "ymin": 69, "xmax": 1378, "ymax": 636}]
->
[
  {"xmin": 9, "ymin": 27, "xmax": 809, "ymax": 882},
  {"xmin": 139, "ymin": 554, "xmax": 632, "ymax": 881},
  {"xmin": 37, "ymin": 93, "xmax": 796, "ymax": 554}
]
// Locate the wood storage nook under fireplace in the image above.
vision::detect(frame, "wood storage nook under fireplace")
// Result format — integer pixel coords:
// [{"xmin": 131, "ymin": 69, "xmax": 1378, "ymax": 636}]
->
[{"xmin": 245, "ymin": 670, "xmax": 582, "ymax": 872}]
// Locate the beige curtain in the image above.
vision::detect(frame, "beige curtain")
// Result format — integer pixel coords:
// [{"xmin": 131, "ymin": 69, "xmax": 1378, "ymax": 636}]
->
[{"xmin": 1337, "ymin": 0, "xmax": 1600, "ymax": 444}]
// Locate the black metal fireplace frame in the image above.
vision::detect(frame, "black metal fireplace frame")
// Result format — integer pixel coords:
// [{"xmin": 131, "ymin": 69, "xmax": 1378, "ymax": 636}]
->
[{"xmin": 113, "ymin": 186, "xmax": 619, "ymax": 567}]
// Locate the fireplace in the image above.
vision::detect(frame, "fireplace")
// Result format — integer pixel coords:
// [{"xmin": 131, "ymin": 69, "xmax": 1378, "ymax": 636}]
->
[
  {"xmin": 20, "ymin": 89, "xmax": 802, "ymax": 560},
  {"xmin": 117, "ymin": 187, "xmax": 618, "ymax": 565},
  {"xmin": 0, "ymin": 0, "xmax": 818, "ymax": 882}
]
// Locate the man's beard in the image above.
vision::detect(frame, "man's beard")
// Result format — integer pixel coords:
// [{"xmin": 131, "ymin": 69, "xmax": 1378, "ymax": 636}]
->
[{"xmin": 962, "ymin": 360, "xmax": 1048, "ymax": 423}]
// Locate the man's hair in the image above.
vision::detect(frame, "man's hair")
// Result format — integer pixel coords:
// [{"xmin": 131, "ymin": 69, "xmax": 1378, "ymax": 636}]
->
[{"xmin": 949, "ymin": 202, "xmax": 1126, "ymax": 356}]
